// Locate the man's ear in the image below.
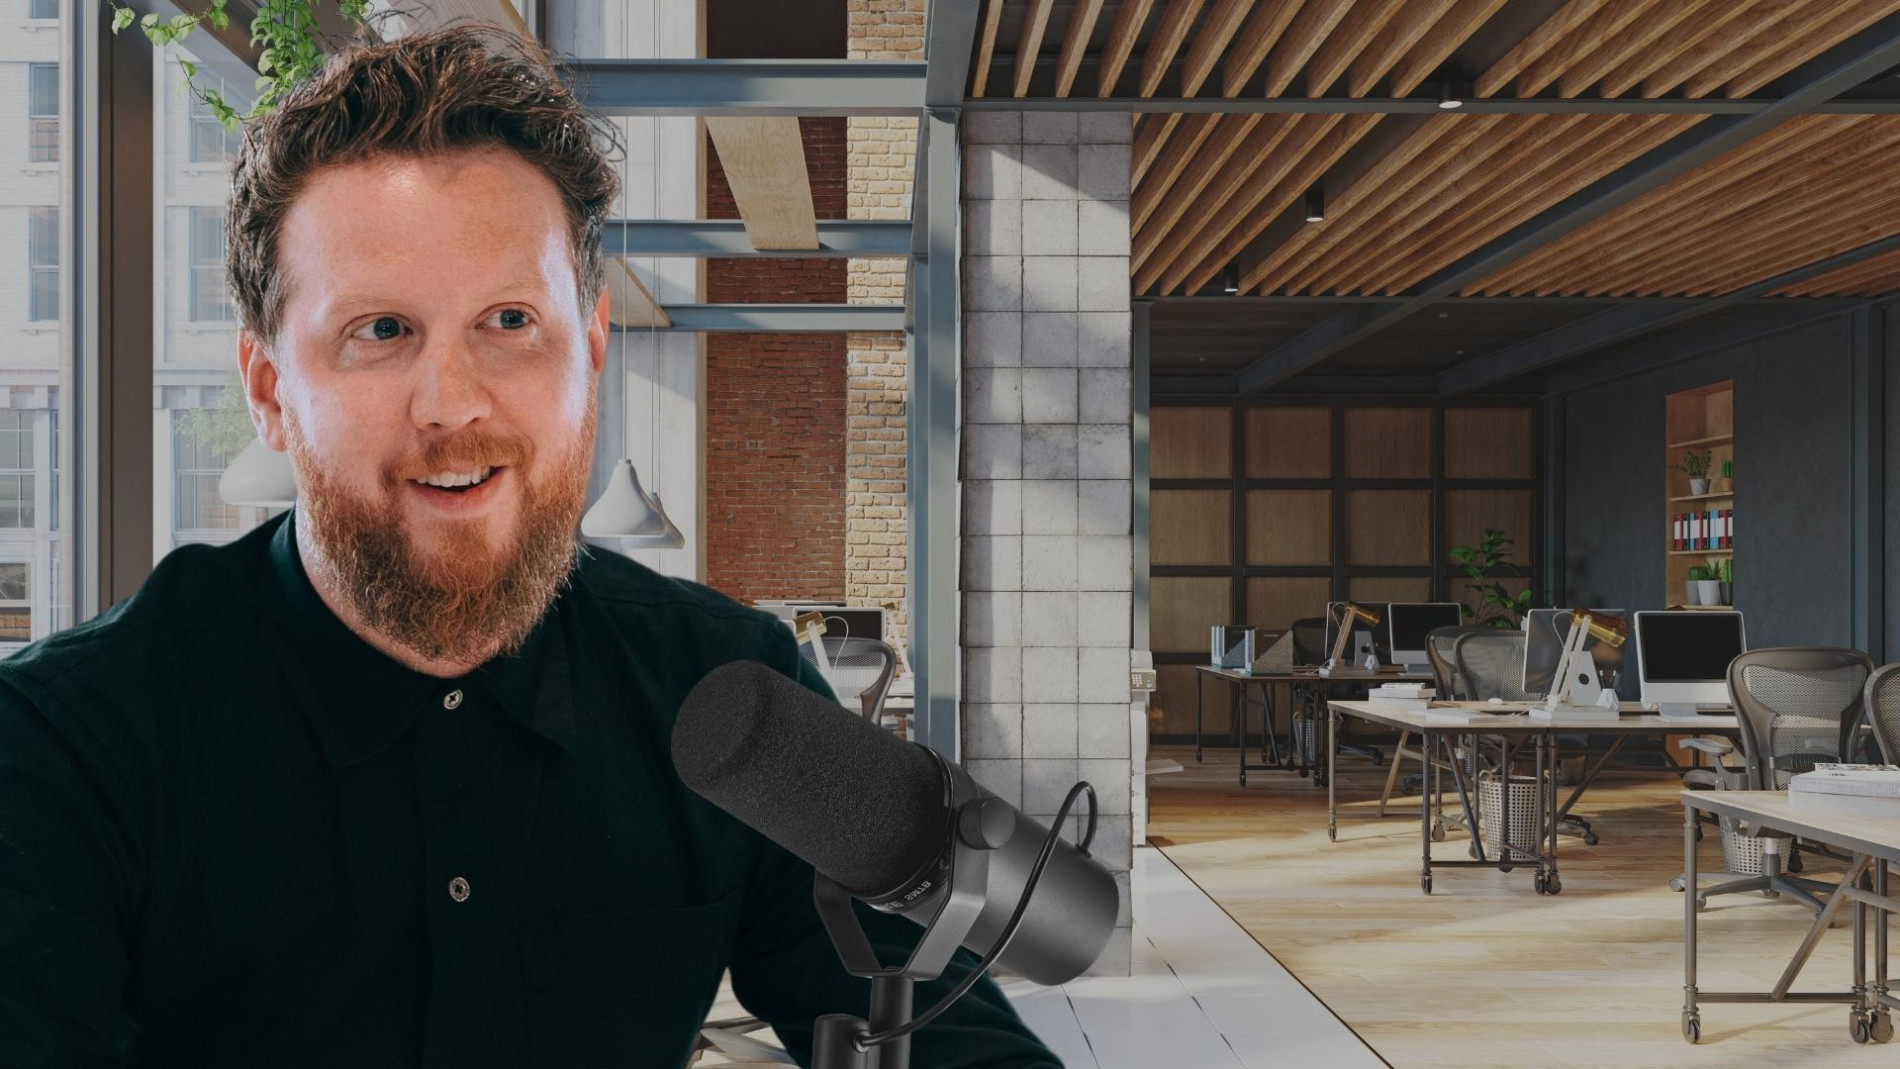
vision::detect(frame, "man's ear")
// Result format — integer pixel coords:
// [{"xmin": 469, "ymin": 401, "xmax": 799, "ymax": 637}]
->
[
  {"xmin": 237, "ymin": 329, "xmax": 287, "ymax": 452},
  {"xmin": 587, "ymin": 286, "xmax": 610, "ymax": 377}
]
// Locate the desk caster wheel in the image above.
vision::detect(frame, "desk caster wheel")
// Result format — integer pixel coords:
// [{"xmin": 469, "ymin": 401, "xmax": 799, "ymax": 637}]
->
[
  {"xmin": 1431, "ymin": 820, "xmax": 1447, "ymax": 842},
  {"xmin": 1871, "ymin": 1011, "xmax": 1894, "ymax": 1044},
  {"xmin": 1852, "ymin": 1012, "xmax": 1873, "ymax": 1044},
  {"xmin": 1682, "ymin": 1013, "xmax": 1700, "ymax": 1044},
  {"xmin": 1421, "ymin": 875, "xmax": 1432, "ymax": 894},
  {"xmin": 1544, "ymin": 874, "xmax": 1562, "ymax": 895},
  {"xmin": 1533, "ymin": 874, "xmax": 1546, "ymax": 894}
]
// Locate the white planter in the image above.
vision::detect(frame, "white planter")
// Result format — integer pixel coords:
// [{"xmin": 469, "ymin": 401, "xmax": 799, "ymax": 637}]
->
[
  {"xmin": 1689, "ymin": 478, "xmax": 1711, "ymax": 495},
  {"xmin": 1684, "ymin": 583, "xmax": 1702, "ymax": 606},
  {"xmin": 1696, "ymin": 580, "xmax": 1721, "ymax": 605}
]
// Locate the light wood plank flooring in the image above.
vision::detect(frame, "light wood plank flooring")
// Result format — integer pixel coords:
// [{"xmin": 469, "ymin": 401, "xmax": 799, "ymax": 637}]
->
[{"xmin": 1148, "ymin": 742, "xmax": 1896, "ymax": 1069}]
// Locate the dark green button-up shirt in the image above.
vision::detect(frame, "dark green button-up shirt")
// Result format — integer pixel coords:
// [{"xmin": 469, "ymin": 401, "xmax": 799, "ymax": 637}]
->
[{"xmin": 0, "ymin": 512, "xmax": 1057, "ymax": 1068}]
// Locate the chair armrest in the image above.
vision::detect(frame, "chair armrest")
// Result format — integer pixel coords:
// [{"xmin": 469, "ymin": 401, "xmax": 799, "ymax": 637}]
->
[
  {"xmin": 1681, "ymin": 769, "xmax": 1723, "ymax": 791},
  {"xmin": 1677, "ymin": 737, "xmax": 1733, "ymax": 756}
]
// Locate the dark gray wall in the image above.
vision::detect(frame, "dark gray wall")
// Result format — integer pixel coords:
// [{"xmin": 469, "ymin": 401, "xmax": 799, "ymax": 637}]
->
[{"xmin": 1560, "ymin": 314, "xmax": 1862, "ymax": 653}]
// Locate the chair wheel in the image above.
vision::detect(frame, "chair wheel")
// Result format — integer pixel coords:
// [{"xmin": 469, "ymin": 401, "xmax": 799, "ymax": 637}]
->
[
  {"xmin": 1872, "ymin": 1012, "xmax": 1894, "ymax": 1044},
  {"xmin": 1432, "ymin": 821, "xmax": 1447, "ymax": 842},
  {"xmin": 1695, "ymin": 894, "xmax": 1709, "ymax": 911},
  {"xmin": 1669, "ymin": 877, "xmax": 1687, "ymax": 892},
  {"xmin": 1583, "ymin": 832, "xmax": 1600, "ymax": 846},
  {"xmin": 1682, "ymin": 1013, "xmax": 1700, "ymax": 1044},
  {"xmin": 1852, "ymin": 1012, "xmax": 1873, "ymax": 1044},
  {"xmin": 1534, "ymin": 874, "xmax": 1546, "ymax": 894},
  {"xmin": 1545, "ymin": 874, "xmax": 1562, "ymax": 895}
]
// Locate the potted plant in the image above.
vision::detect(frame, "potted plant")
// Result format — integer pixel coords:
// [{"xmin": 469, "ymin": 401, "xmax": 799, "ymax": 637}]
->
[
  {"xmin": 1672, "ymin": 449, "xmax": 1714, "ymax": 495},
  {"xmin": 1450, "ymin": 528, "xmax": 1534, "ymax": 628},
  {"xmin": 1716, "ymin": 557, "xmax": 1733, "ymax": 605},
  {"xmin": 1685, "ymin": 564, "xmax": 1711, "ymax": 606},
  {"xmin": 1716, "ymin": 458, "xmax": 1733, "ymax": 494}
]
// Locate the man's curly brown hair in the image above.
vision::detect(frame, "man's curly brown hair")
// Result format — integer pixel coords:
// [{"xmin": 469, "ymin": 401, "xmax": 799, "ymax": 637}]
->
[{"xmin": 226, "ymin": 24, "xmax": 621, "ymax": 347}]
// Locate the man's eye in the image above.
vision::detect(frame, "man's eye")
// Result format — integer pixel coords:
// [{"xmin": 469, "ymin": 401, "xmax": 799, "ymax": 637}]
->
[
  {"xmin": 352, "ymin": 316, "xmax": 405, "ymax": 342},
  {"xmin": 495, "ymin": 309, "xmax": 530, "ymax": 330}
]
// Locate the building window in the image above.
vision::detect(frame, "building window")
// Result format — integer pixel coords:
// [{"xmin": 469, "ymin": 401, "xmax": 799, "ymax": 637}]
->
[
  {"xmin": 28, "ymin": 208, "xmax": 57, "ymax": 323},
  {"xmin": 0, "ymin": 412, "xmax": 35, "ymax": 531},
  {"xmin": 172, "ymin": 412, "xmax": 237, "ymax": 532},
  {"xmin": 0, "ymin": 563, "xmax": 30, "ymax": 644},
  {"xmin": 28, "ymin": 0, "xmax": 58, "ymax": 19},
  {"xmin": 28, "ymin": 64, "xmax": 57, "ymax": 164},
  {"xmin": 188, "ymin": 207, "xmax": 233, "ymax": 322},
  {"xmin": 188, "ymin": 76, "xmax": 244, "ymax": 163},
  {"xmin": 47, "ymin": 394, "xmax": 58, "ymax": 533}
]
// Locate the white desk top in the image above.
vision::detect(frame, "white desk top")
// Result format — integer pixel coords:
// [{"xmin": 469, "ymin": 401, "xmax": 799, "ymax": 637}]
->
[
  {"xmin": 1683, "ymin": 790, "xmax": 1900, "ymax": 861},
  {"xmin": 1330, "ymin": 699, "xmax": 1739, "ymax": 734}
]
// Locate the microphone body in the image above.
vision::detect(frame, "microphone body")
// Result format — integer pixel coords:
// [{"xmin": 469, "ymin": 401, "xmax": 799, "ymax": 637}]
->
[{"xmin": 672, "ymin": 660, "xmax": 1117, "ymax": 986}]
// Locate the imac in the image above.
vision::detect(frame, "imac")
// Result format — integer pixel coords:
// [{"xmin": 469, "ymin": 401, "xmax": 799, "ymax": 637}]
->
[
  {"xmin": 1386, "ymin": 603, "xmax": 1465, "ymax": 673},
  {"xmin": 1634, "ymin": 610, "xmax": 1745, "ymax": 716}
]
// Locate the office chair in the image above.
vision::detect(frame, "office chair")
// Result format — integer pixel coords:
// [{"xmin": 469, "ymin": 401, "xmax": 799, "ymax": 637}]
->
[
  {"xmin": 1378, "ymin": 626, "xmax": 1489, "ymax": 818},
  {"xmin": 1289, "ymin": 617, "xmax": 1327, "ymax": 666},
  {"xmin": 1866, "ymin": 663, "xmax": 1900, "ymax": 763},
  {"xmin": 1674, "ymin": 647, "xmax": 1875, "ymax": 914},
  {"xmin": 798, "ymin": 634, "xmax": 898, "ymax": 726}
]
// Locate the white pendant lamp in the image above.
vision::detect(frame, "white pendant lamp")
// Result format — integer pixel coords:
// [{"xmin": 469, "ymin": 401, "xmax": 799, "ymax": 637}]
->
[
  {"xmin": 219, "ymin": 439, "xmax": 297, "ymax": 507},
  {"xmin": 581, "ymin": 458, "xmax": 684, "ymax": 549}
]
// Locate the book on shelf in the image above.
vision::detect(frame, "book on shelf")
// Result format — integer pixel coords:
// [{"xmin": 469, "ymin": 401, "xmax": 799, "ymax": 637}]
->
[{"xmin": 1788, "ymin": 763, "xmax": 1900, "ymax": 798}]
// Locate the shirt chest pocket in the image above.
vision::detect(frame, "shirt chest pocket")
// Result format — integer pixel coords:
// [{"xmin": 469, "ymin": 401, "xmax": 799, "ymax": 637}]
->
[{"xmin": 523, "ymin": 892, "xmax": 739, "ymax": 1069}]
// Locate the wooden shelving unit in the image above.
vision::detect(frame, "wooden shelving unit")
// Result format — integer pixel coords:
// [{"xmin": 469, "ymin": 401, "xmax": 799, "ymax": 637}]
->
[{"xmin": 1665, "ymin": 382, "xmax": 1734, "ymax": 610}]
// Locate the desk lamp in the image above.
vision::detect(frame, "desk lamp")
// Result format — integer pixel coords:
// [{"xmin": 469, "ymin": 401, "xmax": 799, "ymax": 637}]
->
[
  {"xmin": 1322, "ymin": 601, "xmax": 1382, "ymax": 674},
  {"xmin": 1529, "ymin": 608, "xmax": 1629, "ymax": 721}
]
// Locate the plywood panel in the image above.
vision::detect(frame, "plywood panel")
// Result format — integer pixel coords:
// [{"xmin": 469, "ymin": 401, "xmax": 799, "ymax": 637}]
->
[
  {"xmin": 1152, "ymin": 407, "xmax": 1233, "ymax": 479},
  {"xmin": 1152, "ymin": 490, "xmax": 1232, "ymax": 565},
  {"xmin": 1445, "ymin": 489, "xmax": 1533, "ymax": 560},
  {"xmin": 1343, "ymin": 407, "xmax": 1431, "ymax": 478},
  {"xmin": 704, "ymin": 117, "xmax": 820, "ymax": 250},
  {"xmin": 1444, "ymin": 407, "xmax": 1533, "ymax": 479},
  {"xmin": 1245, "ymin": 490, "xmax": 1330, "ymax": 565},
  {"xmin": 1152, "ymin": 576, "xmax": 1232, "ymax": 653},
  {"xmin": 1151, "ymin": 663, "xmax": 1231, "ymax": 738},
  {"xmin": 1347, "ymin": 576, "xmax": 1433, "ymax": 605},
  {"xmin": 1344, "ymin": 489, "xmax": 1431, "ymax": 565},
  {"xmin": 1246, "ymin": 577, "xmax": 1331, "ymax": 635},
  {"xmin": 1244, "ymin": 406, "xmax": 1332, "ymax": 478}
]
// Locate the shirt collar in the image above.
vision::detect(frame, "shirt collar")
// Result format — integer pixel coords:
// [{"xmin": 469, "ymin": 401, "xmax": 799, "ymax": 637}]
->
[{"xmin": 263, "ymin": 511, "xmax": 578, "ymax": 767}]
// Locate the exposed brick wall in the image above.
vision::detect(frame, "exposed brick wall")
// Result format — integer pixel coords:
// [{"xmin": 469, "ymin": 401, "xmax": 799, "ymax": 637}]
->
[
  {"xmin": 703, "ymin": 118, "xmax": 849, "ymax": 602},
  {"xmin": 845, "ymin": 0, "xmax": 923, "ymax": 649}
]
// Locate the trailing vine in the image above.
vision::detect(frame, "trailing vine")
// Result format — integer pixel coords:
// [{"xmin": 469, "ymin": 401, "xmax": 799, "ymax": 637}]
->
[{"xmin": 104, "ymin": 0, "xmax": 378, "ymax": 130}]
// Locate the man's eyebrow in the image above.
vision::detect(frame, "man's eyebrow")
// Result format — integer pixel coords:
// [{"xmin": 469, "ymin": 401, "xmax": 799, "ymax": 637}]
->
[{"xmin": 323, "ymin": 284, "xmax": 555, "ymax": 316}]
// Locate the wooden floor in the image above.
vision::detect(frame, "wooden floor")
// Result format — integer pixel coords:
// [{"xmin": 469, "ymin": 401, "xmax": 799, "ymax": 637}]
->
[{"xmin": 1147, "ymin": 742, "xmax": 1895, "ymax": 1069}]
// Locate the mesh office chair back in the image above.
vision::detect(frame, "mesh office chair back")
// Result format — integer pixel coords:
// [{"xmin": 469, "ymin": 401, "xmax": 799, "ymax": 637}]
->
[
  {"xmin": 1727, "ymin": 647, "xmax": 1875, "ymax": 788},
  {"xmin": 1451, "ymin": 630, "xmax": 1536, "ymax": 702},
  {"xmin": 1865, "ymin": 663, "xmax": 1900, "ymax": 764},
  {"xmin": 799, "ymin": 635, "xmax": 898, "ymax": 724},
  {"xmin": 1289, "ymin": 617, "xmax": 1327, "ymax": 667},
  {"xmin": 1425, "ymin": 625, "xmax": 1489, "ymax": 701}
]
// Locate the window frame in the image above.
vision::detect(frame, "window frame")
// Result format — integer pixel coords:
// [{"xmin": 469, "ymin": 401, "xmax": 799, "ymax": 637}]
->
[{"xmin": 27, "ymin": 62, "xmax": 59, "ymax": 164}]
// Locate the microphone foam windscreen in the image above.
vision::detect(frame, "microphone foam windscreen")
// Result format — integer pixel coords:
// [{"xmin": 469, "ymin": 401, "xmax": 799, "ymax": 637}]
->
[{"xmin": 672, "ymin": 660, "xmax": 950, "ymax": 896}]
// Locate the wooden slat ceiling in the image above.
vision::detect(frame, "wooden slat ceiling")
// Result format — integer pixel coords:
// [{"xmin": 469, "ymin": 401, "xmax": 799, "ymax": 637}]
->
[{"xmin": 974, "ymin": 0, "xmax": 1900, "ymax": 303}]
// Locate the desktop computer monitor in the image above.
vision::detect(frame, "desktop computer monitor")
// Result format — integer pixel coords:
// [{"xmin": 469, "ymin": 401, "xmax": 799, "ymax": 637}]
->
[
  {"xmin": 1387, "ymin": 603, "xmax": 1465, "ymax": 670},
  {"xmin": 1323, "ymin": 602, "xmax": 1390, "ymax": 666},
  {"xmin": 1634, "ymin": 610, "xmax": 1745, "ymax": 708},
  {"xmin": 1523, "ymin": 608, "xmax": 1627, "ymax": 698}
]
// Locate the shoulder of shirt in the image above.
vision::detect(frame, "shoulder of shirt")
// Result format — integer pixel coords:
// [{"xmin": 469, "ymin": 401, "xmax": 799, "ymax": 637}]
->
[
  {"xmin": 568, "ymin": 543, "xmax": 785, "ymax": 637},
  {"xmin": 0, "ymin": 520, "xmax": 271, "ymax": 695}
]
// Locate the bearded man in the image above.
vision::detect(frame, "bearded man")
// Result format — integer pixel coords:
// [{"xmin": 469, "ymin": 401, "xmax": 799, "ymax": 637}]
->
[{"xmin": 0, "ymin": 25, "xmax": 1056, "ymax": 1069}]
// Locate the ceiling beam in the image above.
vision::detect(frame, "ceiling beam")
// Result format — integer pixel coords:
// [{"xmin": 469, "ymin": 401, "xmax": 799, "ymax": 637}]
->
[
  {"xmin": 605, "ymin": 219, "xmax": 910, "ymax": 258},
  {"xmin": 927, "ymin": 0, "xmax": 986, "ymax": 108},
  {"xmin": 1230, "ymin": 12, "xmax": 1900, "ymax": 395},
  {"xmin": 608, "ymin": 305, "xmax": 906, "ymax": 333},
  {"xmin": 959, "ymin": 91, "xmax": 1900, "ymax": 114},
  {"xmin": 571, "ymin": 59, "xmax": 924, "ymax": 116},
  {"xmin": 704, "ymin": 117, "xmax": 819, "ymax": 250},
  {"xmin": 1439, "ymin": 232, "xmax": 1900, "ymax": 393},
  {"xmin": 1546, "ymin": 299, "xmax": 1866, "ymax": 395}
]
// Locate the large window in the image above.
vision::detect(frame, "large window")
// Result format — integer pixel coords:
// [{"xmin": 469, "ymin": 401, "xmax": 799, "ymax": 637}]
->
[
  {"xmin": 188, "ymin": 74, "xmax": 246, "ymax": 164},
  {"xmin": 0, "ymin": 564, "xmax": 31, "ymax": 644},
  {"xmin": 28, "ymin": 63, "xmax": 58, "ymax": 164},
  {"xmin": 28, "ymin": 207, "xmax": 58, "ymax": 323},
  {"xmin": 28, "ymin": 0, "xmax": 57, "ymax": 19},
  {"xmin": 187, "ymin": 207, "xmax": 233, "ymax": 322},
  {"xmin": 0, "ymin": 411, "xmax": 37, "ymax": 531},
  {"xmin": 171, "ymin": 405, "xmax": 237, "ymax": 533}
]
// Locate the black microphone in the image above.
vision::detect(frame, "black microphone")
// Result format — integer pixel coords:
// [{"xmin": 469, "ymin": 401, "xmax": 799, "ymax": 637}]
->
[{"xmin": 672, "ymin": 659, "xmax": 1117, "ymax": 986}]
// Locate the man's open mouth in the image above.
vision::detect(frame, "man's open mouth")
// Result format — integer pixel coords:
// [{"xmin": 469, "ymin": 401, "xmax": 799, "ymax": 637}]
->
[{"xmin": 410, "ymin": 466, "xmax": 501, "ymax": 493}]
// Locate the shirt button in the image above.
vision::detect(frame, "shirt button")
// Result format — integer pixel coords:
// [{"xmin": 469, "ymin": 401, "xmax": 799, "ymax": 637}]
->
[
  {"xmin": 448, "ymin": 876, "xmax": 471, "ymax": 903},
  {"xmin": 443, "ymin": 689, "xmax": 463, "ymax": 710}
]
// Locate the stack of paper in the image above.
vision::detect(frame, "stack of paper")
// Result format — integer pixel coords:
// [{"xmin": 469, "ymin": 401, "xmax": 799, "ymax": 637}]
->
[
  {"xmin": 1367, "ymin": 684, "xmax": 1435, "ymax": 711},
  {"xmin": 1789, "ymin": 763, "xmax": 1900, "ymax": 798}
]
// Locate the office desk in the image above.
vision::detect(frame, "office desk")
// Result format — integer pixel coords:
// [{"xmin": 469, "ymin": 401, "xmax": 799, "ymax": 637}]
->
[
  {"xmin": 1681, "ymin": 790, "xmax": 1900, "ymax": 1045},
  {"xmin": 1194, "ymin": 666, "xmax": 1432, "ymax": 787},
  {"xmin": 1327, "ymin": 700, "xmax": 1740, "ymax": 895}
]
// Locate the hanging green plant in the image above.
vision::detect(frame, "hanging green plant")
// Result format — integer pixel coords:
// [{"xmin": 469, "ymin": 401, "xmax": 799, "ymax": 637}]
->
[{"xmin": 105, "ymin": 0, "xmax": 377, "ymax": 131}]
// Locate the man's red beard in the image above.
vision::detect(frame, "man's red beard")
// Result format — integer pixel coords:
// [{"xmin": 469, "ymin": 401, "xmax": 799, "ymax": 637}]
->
[{"xmin": 283, "ymin": 396, "xmax": 596, "ymax": 667}]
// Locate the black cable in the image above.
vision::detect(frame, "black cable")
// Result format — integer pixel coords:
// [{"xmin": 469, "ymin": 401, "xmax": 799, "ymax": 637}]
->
[{"xmin": 856, "ymin": 781, "xmax": 1097, "ymax": 1051}]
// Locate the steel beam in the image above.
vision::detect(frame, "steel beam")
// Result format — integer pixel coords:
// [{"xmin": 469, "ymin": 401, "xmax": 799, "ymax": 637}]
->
[
  {"xmin": 1545, "ymin": 300, "xmax": 1862, "ymax": 394},
  {"xmin": 1852, "ymin": 306, "xmax": 1886, "ymax": 660},
  {"xmin": 570, "ymin": 58, "xmax": 924, "ymax": 116},
  {"xmin": 1233, "ymin": 13, "xmax": 1900, "ymax": 395},
  {"xmin": 604, "ymin": 219, "xmax": 910, "ymax": 258},
  {"xmin": 1440, "ymin": 233, "xmax": 1900, "ymax": 394},
  {"xmin": 965, "ymin": 95, "xmax": 1900, "ymax": 115},
  {"xmin": 923, "ymin": 0, "xmax": 983, "ymax": 109},
  {"xmin": 608, "ymin": 304, "xmax": 905, "ymax": 333}
]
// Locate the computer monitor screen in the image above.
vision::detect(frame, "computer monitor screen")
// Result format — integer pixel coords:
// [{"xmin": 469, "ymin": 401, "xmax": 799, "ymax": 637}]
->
[
  {"xmin": 1523, "ymin": 608, "xmax": 1627, "ymax": 697},
  {"xmin": 1635, "ymin": 610, "xmax": 1745, "ymax": 706},
  {"xmin": 1387, "ymin": 603, "xmax": 1464, "ymax": 666},
  {"xmin": 1323, "ymin": 602, "xmax": 1390, "ymax": 665}
]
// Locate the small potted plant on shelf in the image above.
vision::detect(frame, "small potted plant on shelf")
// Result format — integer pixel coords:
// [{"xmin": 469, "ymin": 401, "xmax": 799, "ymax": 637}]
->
[
  {"xmin": 1685, "ymin": 564, "xmax": 1711, "ymax": 606},
  {"xmin": 1716, "ymin": 557, "xmax": 1733, "ymax": 605},
  {"xmin": 1672, "ymin": 449, "xmax": 1714, "ymax": 495},
  {"xmin": 1716, "ymin": 458, "xmax": 1733, "ymax": 494}
]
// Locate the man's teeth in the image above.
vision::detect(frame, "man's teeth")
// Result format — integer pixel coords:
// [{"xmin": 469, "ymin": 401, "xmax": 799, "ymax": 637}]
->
[{"xmin": 415, "ymin": 466, "xmax": 495, "ymax": 489}]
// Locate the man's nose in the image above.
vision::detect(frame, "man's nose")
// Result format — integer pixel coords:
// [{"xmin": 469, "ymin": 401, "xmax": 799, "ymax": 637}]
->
[{"xmin": 409, "ymin": 343, "xmax": 494, "ymax": 431}]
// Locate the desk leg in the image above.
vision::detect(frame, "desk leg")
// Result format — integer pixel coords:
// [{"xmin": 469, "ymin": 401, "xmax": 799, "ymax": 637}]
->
[
  {"xmin": 1326, "ymin": 703, "xmax": 1337, "ymax": 842},
  {"xmin": 1543, "ymin": 735, "xmax": 1562, "ymax": 896},
  {"xmin": 1418, "ymin": 728, "xmax": 1433, "ymax": 894},
  {"xmin": 1195, "ymin": 672, "xmax": 1205, "ymax": 764},
  {"xmin": 1879, "ymin": 861, "xmax": 1891, "ymax": 1028},
  {"xmin": 1234, "ymin": 682, "xmax": 1246, "ymax": 788},
  {"xmin": 1683, "ymin": 800, "xmax": 1701, "ymax": 1043}
]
